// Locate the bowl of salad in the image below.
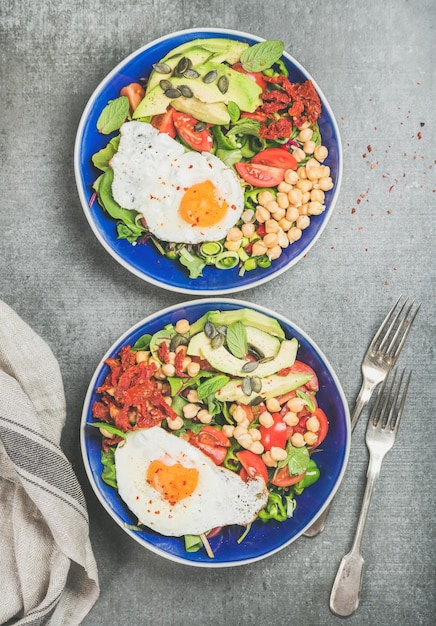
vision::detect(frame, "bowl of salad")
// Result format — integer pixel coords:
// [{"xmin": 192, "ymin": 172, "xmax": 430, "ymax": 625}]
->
[
  {"xmin": 75, "ymin": 28, "xmax": 342, "ymax": 294},
  {"xmin": 81, "ymin": 299, "xmax": 350, "ymax": 566}
]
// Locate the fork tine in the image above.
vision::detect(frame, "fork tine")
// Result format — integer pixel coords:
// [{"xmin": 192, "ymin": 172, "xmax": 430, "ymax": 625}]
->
[
  {"xmin": 369, "ymin": 295, "xmax": 402, "ymax": 350},
  {"xmin": 391, "ymin": 370, "xmax": 412, "ymax": 433},
  {"xmin": 370, "ymin": 367, "xmax": 398, "ymax": 427},
  {"xmin": 384, "ymin": 368, "xmax": 405, "ymax": 429},
  {"xmin": 390, "ymin": 302, "xmax": 421, "ymax": 359}
]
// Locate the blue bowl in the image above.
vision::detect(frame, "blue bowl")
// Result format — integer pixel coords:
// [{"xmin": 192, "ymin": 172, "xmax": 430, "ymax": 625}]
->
[
  {"xmin": 74, "ymin": 28, "xmax": 343, "ymax": 295},
  {"xmin": 80, "ymin": 299, "xmax": 350, "ymax": 567}
]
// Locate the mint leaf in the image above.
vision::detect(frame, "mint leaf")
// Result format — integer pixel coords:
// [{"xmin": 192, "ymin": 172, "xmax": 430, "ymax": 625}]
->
[
  {"xmin": 96, "ymin": 96, "xmax": 130, "ymax": 134},
  {"xmin": 227, "ymin": 101, "xmax": 240, "ymax": 123},
  {"xmin": 197, "ymin": 374, "xmax": 230, "ymax": 401},
  {"xmin": 226, "ymin": 321, "xmax": 247, "ymax": 358},
  {"xmin": 240, "ymin": 40, "xmax": 285, "ymax": 72}
]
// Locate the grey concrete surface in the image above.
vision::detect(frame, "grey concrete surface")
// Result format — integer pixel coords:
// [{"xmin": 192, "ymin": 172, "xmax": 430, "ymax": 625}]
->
[{"xmin": 1, "ymin": 1, "xmax": 435, "ymax": 624}]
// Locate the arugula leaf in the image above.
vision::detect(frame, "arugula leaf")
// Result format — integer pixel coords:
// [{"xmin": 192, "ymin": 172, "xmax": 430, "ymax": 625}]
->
[
  {"xmin": 100, "ymin": 447, "xmax": 117, "ymax": 489},
  {"xmin": 240, "ymin": 40, "xmax": 285, "ymax": 72},
  {"xmin": 226, "ymin": 321, "xmax": 248, "ymax": 358},
  {"xmin": 197, "ymin": 374, "xmax": 230, "ymax": 401},
  {"xmin": 96, "ymin": 96, "xmax": 130, "ymax": 134},
  {"xmin": 132, "ymin": 333, "xmax": 152, "ymax": 351}
]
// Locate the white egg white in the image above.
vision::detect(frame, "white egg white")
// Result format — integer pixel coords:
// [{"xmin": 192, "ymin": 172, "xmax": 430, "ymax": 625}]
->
[
  {"xmin": 114, "ymin": 426, "xmax": 268, "ymax": 537},
  {"xmin": 110, "ymin": 121, "xmax": 244, "ymax": 244}
]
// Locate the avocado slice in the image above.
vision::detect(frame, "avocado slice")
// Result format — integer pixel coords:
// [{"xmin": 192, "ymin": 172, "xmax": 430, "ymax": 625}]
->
[
  {"xmin": 199, "ymin": 338, "xmax": 298, "ymax": 378},
  {"xmin": 207, "ymin": 309, "xmax": 285, "ymax": 339},
  {"xmin": 160, "ymin": 38, "xmax": 250, "ymax": 65},
  {"xmin": 187, "ymin": 326, "xmax": 281, "ymax": 359},
  {"xmin": 216, "ymin": 372, "xmax": 313, "ymax": 404},
  {"xmin": 146, "ymin": 46, "xmax": 214, "ymax": 93},
  {"xmin": 171, "ymin": 96, "xmax": 230, "ymax": 125}
]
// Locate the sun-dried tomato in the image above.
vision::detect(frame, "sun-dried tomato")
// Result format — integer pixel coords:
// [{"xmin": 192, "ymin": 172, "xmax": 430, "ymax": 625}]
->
[
  {"xmin": 158, "ymin": 341, "xmax": 170, "ymax": 363},
  {"xmin": 260, "ymin": 117, "xmax": 293, "ymax": 140},
  {"xmin": 92, "ymin": 401, "xmax": 110, "ymax": 422},
  {"xmin": 175, "ymin": 348, "xmax": 188, "ymax": 377},
  {"xmin": 102, "ymin": 435, "xmax": 123, "ymax": 452}
]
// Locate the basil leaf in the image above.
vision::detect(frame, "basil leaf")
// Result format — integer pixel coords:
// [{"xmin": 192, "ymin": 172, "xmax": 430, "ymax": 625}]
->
[
  {"xmin": 227, "ymin": 101, "xmax": 241, "ymax": 123},
  {"xmin": 197, "ymin": 374, "xmax": 230, "ymax": 401},
  {"xmin": 287, "ymin": 445, "xmax": 310, "ymax": 476},
  {"xmin": 226, "ymin": 321, "xmax": 247, "ymax": 358},
  {"xmin": 240, "ymin": 40, "xmax": 285, "ymax": 73},
  {"xmin": 96, "ymin": 96, "xmax": 130, "ymax": 134},
  {"xmin": 132, "ymin": 333, "xmax": 152, "ymax": 351}
]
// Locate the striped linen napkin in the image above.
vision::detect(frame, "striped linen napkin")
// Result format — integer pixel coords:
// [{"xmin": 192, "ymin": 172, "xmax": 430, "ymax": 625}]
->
[{"xmin": 0, "ymin": 300, "xmax": 99, "ymax": 625}]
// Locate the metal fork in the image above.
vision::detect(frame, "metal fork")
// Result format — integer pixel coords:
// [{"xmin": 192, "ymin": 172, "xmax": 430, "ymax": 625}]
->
[
  {"xmin": 329, "ymin": 368, "xmax": 412, "ymax": 616},
  {"xmin": 304, "ymin": 296, "xmax": 420, "ymax": 537}
]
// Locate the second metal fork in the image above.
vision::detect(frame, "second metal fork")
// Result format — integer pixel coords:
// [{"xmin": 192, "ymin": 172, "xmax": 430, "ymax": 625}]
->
[
  {"xmin": 304, "ymin": 296, "xmax": 419, "ymax": 537},
  {"xmin": 329, "ymin": 368, "xmax": 412, "ymax": 616}
]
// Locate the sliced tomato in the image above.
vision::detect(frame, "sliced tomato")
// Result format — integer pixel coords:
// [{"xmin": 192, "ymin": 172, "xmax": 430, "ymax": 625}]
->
[
  {"xmin": 259, "ymin": 412, "xmax": 288, "ymax": 451},
  {"xmin": 252, "ymin": 147, "xmax": 298, "ymax": 171},
  {"xmin": 270, "ymin": 466, "xmax": 306, "ymax": 487},
  {"xmin": 231, "ymin": 62, "xmax": 267, "ymax": 90},
  {"xmin": 240, "ymin": 111, "xmax": 270, "ymax": 123},
  {"xmin": 151, "ymin": 108, "xmax": 176, "ymax": 138},
  {"xmin": 289, "ymin": 360, "xmax": 319, "ymax": 391},
  {"xmin": 186, "ymin": 425, "xmax": 230, "ymax": 465},
  {"xmin": 172, "ymin": 111, "xmax": 213, "ymax": 152},
  {"xmin": 237, "ymin": 450, "xmax": 269, "ymax": 484},
  {"xmin": 235, "ymin": 162, "xmax": 285, "ymax": 187},
  {"xmin": 120, "ymin": 82, "xmax": 145, "ymax": 113},
  {"xmin": 310, "ymin": 407, "xmax": 329, "ymax": 449}
]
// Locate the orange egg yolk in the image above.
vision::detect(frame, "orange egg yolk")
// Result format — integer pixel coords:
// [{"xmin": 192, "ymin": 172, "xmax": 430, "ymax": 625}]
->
[
  {"xmin": 179, "ymin": 180, "xmax": 228, "ymax": 227},
  {"xmin": 146, "ymin": 459, "xmax": 199, "ymax": 504}
]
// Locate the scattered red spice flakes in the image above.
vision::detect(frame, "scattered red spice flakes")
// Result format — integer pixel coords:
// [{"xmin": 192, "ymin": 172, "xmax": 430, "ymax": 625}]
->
[
  {"xmin": 351, "ymin": 208, "xmax": 356, "ymax": 214},
  {"xmin": 358, "ymin": 226, "xmax": 363, "ymax": 231},
  {"xmin": 367, "ymin": 145, "xmax": 372, "ymax": 152},
  {"xmin": 357, "ymin": 198, "xmax": 361, "ymax": 205},
  {"xmin": 417, "ymin": 131, "xmax": 423, "ymax": 140}
]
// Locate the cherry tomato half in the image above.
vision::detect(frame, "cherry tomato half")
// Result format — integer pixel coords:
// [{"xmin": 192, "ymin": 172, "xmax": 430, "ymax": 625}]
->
[
  {"xmin": 310, "ymin": 407, "xmax": 329, "ymax": 449},
  {"xmin": 259, "ymin": 412, "xmax": 288, "ymax": 451},
  {"xmin": 231, "ymin": 62, "xmax": 267, "ymax": 90},
  {"xmin": 186, "ymin": 425, "xmax": 230, "ymax": 465},
  {"xmin": 151, "ymin": 108, "xmax": 176, "ymax": 138},
  {"xmin": 237, "ymin": 450, "xmax": 269, "ymax": 484},
  {"xmin": 235, "ymin": 162, "xmax": 285, "ymax": 187},
  {"xmin": 251, "ymin": 147, "xmax": 298, "ymax": 171},
  {"xmin": 270, "ymin": 466, "xmax": 306, "ymax": 487},
  {"xmin": 172, "ymin": 111, "xmax": 213, "ymax": 152},
  {"xmin": 120, "ymin": 82, "xmax": 145, "ymax": 113}
]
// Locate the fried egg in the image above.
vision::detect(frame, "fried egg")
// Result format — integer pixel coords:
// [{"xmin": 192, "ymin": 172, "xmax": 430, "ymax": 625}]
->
[
  {"xmin": 110, "ymin": 121, "xmax": 244, "ymax": 244},
  {"xmin": 114, "ymin": 426, "xmax": 268, "ymax": 537}
]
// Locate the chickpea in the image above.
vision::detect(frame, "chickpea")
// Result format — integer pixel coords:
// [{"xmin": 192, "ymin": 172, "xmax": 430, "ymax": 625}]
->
[
  {"xmin": 175, "ymin": 318, "xmax": 190, "ymax": 334},
  {"xmin": 252, "ymin": 241, "xmax": 268, "ymax": 256},
  {"xmin": 233, "ymin": 405, "xmax": 247, "ymax": 423},
  {"xmin": 222, "ymin": 424, "xmax": 235, "ymax": 438},
  {"xmin": 288, "ymin": 187, "xmax": 303, "ymax": 206},
  {"xmin": 307, "ymin": 165, "xmax": 323, "ymax": 181},
  {"xmin": 241, "ymin": 209, "xmax": 255, "ymax": 223},
  {"xmin": 227, "ymin": 226, "xmax": 243, "ymax": 241},
  {"xmin": 270, "ymin": 446, "xmax": 288, "ymax": 462},
  {"xmin": 277, "ymin": 192, "xmax": 289, "ymax": 209},
  {"xmin": 306, "ymin": 415, "xmax": 321, "ymax": 432},
  {"xmin": 298, "ymin": 166, "xmax": 308, "ymax": 179},
  {"xmin": 298, "ymin": 204, "xmax": 310, "ymax": 216},
  {"xmin": 262, "ymin": 451, "xmax": 278, "ymax": 468},
  {"xmin": 186, "ymin": 361, "xmax": 200, "ymax": 377},
  {"xmin": 249, "ymin": 428, "xmax": 262, "ymax": 442},
  {"xmin": 266, "ymin": 245, "xmax": 282, "ymax": 261},
  {"xmin": 259, "ymin": 411, "xmax": 274, "ymax": 428},
  {"xmin": 304, "ymin": 431, "xmax": 318, "ymax": 446},
  {"xmin": 265, "ymin": 219, "xmax": 280, "ymax": 234},
  {"xmin": 234, "ymin": 424, "xmax": 248, "ymax": 439},
  {"xmin": 314, "ymin": 145, "xmax": 328, "ymax": 162},
  {"xmin": 298, "ymin": 127, "xmax": 313, "ymax": 143},
  {"xmin": 278, "ymin": 180, "xmax": 293, "ymax": 193},
  {"xmin": 284, "ymin": 169, "xmax": 299, "ymax": 185},
  {"xmin": 308, "ymin": 201, "xmax": 325, "ymax": 216},
  {"xmin": 296, "ymin": 215, "xmax": 311, "ymax": 230},
  {"xmin": 291, "ymin": 432, "xmax": 306, "ymax": 447},
  {"xmin": 237, "ymin": 433, "xmax": 253, "ymax": 449},
  {"xmin": 255, "ymin": 205, "xmax": 270, "ymax": 223},
  {"xmin": 288, "ymin": 226, "xmax": 302, "ymax": 242},
  {"xmin": 296, "ymin": 179, "xmax": 312, "ymax": 193},
  {"xmin": 287, "ymin": 397, "xmax": 306, "ymax": 413},
  {"xmin": 186, "ymin": 389, "xmax": 199, "ymax": 403},
  {"xmin": 225, "ymin": 239, "xmax": 242, "ymax": 252},
  {"xmin": 183, "ymin": 403, "xmax": 199, "ymax": 419},
  {"xmin": 257, "ymin": 190, "xmax": 275, "ymax": 205},
  {"xmin": 319, "ymin": 177, "xmax": 334, "ymax": 191},
  {"xmin": 197, "ymin": 409, "xmax": 213, "ymax": 424},
  {"xmin": 277, "ymin": 229, "xmax": 289, "ymax": 248},
  {"xmin": 305, "ymin": 157, "xmax": 320, "ymax": 169},
  {"xmin": 321, "ymin": 165, "xmax": 331, "ymax": 178},
  {"xmin": 250, "ymin": 441, "xmax": 265, "ymax": 455},
  {"xmin": 263, "ymin": 232, "xmax": 279, "ymax": 248},
  {"xmin": 135, "ymin": 350, "xmax": 149, "ymax": 364},
  {"xmin": 181, "ymin": 356, "xmax": 192, "ymax": 370},
  {"xmin": 286, "ymin": 206, "xmax": 300, "ymax": 222},
  {"xmin": 161, "ymin": 363, "xmax": 176, "ymax": 378},
  {"xmin": 310, "ymin": 188, "xmax": 325, "ymax": 203},
  {"xmin": 292, "ymin": 147, "xmax": 306, "ymax": 162},
  {"xmin": 167, "ymin": 416, "xmax": 184, "ymax": 431},
  {"xmin": 278, "ymin": 217, "xmax": 293, "ymax": 232},
  {"xmin": 266, "ymin": 397, "xmax": 281, "ymax": 413},
  {"xmin": 242, "ymin": 222, "xmax": 255, "ymax": 238},
  {"xmin": 303, "ymin": 140, "xmax": 316, "ymax": 154},
  {"xmin": 283, "ymin": 411, "xmax": 299, "ymax": 426}
]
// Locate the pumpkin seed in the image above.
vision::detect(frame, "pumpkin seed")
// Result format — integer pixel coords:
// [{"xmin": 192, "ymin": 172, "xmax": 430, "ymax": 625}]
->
[
  {"xmin": 194, "ymin": 121, "xmax": 207, "ymax": 132},
  {"xmin": 178, "ymin": 84, "xmax": 194, "ymax": 98},
  {"xmin": 249, "ymin": 395, "xmax": 264, "ymax": 406},
  {"xmin": 204, "ymin": 321, "xmax": 217, "ymax": 339},
  {"xmin": 251, "ymin": 375, "xmax": 262, "ymax": 393},
  {"xmin": 164, "ymin": 88, "xmax": 182, "ymax": 99},
  {"xmin": 183, "ymin": 68, "xmax": 200, "ymax": 79},
  {"xmin": 170, "ymin": 334, "xmax": 188, "ymax": 352},
  {"xmin": 242, "ymin": 377, "xmax": 253, "ymax": 396},
  {"xmin": 242, "ymin": 360, "xmax": 258, "ymax": 373},
  {"xmin": 153, "ymin": 62, "xmax": 172, "ymax": 74},
  {"xmin": 217, "ymin": 75, "xmax": 229, "ymax": 94},
  {"xmin": 258, "ymin": 355, "xmax": 275, "ymax": 364},
  {"xmin": 216, "ymin": 325, "xmax": 227, "ymax": 336},
  {"xmin": 159, "ymin": 79, "xmax": 173, "ymax": 91},
  {"xmin": 203, "ymin": 70, "xmax": 218, "ymax": 84},
  {"xmin": 211, "ymin": 333, "xmax": 225, "ymax": 349},
  {"xmin": 248, "ymin": 346, "xmax": 265, "ymax": 361},
  {"xmin": 176, "ymin": 56, "xmax": 191, "ymax": 74}
]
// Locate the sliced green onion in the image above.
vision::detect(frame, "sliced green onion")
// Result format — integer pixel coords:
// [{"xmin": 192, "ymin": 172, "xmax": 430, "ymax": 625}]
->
[
  {"xmin": 199, "ymin": 241, "xmax": 223, "ymax": 257},
  {"xmin": 215, "ymin": 251, "xmax": 239, "ymax": 269}
]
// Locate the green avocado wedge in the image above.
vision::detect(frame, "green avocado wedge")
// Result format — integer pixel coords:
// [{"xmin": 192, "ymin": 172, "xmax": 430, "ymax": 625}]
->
[{"xmin": 216, "ymin": 372, "xmax": 313, "ymax": 404}]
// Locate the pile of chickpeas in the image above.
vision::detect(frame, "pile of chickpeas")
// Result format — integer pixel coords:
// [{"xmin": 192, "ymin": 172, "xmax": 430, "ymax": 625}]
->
[{"xmin": 225, "ymin": 126, "xmax": 334, "ymax": 262}]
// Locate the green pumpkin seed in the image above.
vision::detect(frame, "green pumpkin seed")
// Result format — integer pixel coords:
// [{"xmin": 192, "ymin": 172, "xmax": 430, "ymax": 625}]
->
[
  {"xmin": 159, "ymin": 79, "xmax": 173, "ymax": 91},
  {"xmin": 153, "ymin": 62, "xmax": 172, "ymax": 74},
  {"xmin": 249, "ymin": 395, "xmax": 264, "ymax": 406},
  {"xmin": 203, "ymin": 70, "xmax": 218, "ymax": 84},
  {"xmin": 248, "ymin": 346, "xmax": 265, "ymax": 361},
  {"xmin": 251, "ymin": 376, "xmax": 262, "ymax": 393},
  {"xmin": 194, "ymin": 121, "xmax": 207, "ymax": 132},
  {"xmin": 242, "ymin": 377, "xmax": 252, "ymax": 396},
  {"xmin": 164, "ymin": 88, "xmax": 182, "ymax": 99},
  {"xmin": 178, "ymin": 84, "xmax": 194, "ymax": 98},
  {"xmin": 176, "ymin": 57, "xmax": 191, "ymax": 74},
  {"xmin": 211, "ymin": 333, "xmax": 225, "ymax": 349},
  {"xmin": 204, "ymin": 321, "xmax": 217, "ymax": 339},
  {"xmin": 170, "ymin": 334, "xmax": 188, "ymax": 352},
  {"xmin": 218, "ymin": 75, "xmax": 229, "ymax": 94},
  {"xmin": 258, "ymin": 355, "xmax": 275, "ymax": 364},
  {"xmin": 183, "ymin": 68, "xmax": 200, "ymax": 79},
  {"xmin": 242, "ymin": 360, "xmax": 259, "ymax": 373}
]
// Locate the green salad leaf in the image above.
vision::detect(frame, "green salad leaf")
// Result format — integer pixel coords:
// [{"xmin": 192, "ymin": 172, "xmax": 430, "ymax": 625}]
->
[
  {"xmin": 100, "ymin": 447, "xmax": 117, "ymax": 489},
  {"xmin": 91, "ymin": 135, "xmax": 120, "ymax": 171},
  {"xmin": 226, "ymin": 321, "xmax": 248, "ymax": 358},
  {"xmin": 132, "ymin": 333, "xmax": 152, "ymax": 351},
  {"xmin": 196, "ymin": 374, "xmax": 230, "ymax": 401},
  {"xmin": 179, "ymin": 247, "xmax": 206, "ymax": 279},
  {"xmin": 240, "ymin": 40, "xmax": 285, "ymax": 72}
]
